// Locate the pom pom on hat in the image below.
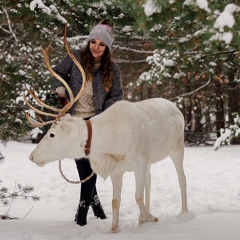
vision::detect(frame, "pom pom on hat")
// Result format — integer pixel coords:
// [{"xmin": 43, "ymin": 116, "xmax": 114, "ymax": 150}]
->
[{"xmin": 86, "ymin": 24, "xmax": 114, "ymax": 50}]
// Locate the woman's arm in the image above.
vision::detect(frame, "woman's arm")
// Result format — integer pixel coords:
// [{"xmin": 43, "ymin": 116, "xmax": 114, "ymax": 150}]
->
[
  {"xmin": 52, "ymin": 53, "xmax": 73, "ymax": 94},
  {"xmin": 104, "ymin": 63, "xmax": 124, "ymax": 110}
]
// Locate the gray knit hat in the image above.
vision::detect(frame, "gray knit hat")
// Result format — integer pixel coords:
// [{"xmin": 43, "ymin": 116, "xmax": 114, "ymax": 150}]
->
[{"xmin": 86, "ymin": 24, "xmax": 114, "ymax": 51}]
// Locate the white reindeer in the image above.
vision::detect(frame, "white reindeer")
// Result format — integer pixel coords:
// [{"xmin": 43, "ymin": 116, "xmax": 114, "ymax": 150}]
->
[{"xmin": 25, "ymin": 27, "xmax": 188, "ymax": 233}]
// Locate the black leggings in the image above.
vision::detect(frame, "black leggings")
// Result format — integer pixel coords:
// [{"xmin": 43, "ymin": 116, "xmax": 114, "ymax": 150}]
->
[
  {"xmin": 75, "ymin": 158, "xmax": 97, "ymax": 206},
  {"xmin": 75, "ymin": 158, "xmax": 106, "ymax": 226},
  {"xmin": 74, "ymin": 117, "xmax": 106, "ymax": 226}
]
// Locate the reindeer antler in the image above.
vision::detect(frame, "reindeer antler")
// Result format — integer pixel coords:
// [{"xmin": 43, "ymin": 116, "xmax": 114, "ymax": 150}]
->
[{"xmin": 25, "ymin": 24, "xmax": 86, "ymax": 127}]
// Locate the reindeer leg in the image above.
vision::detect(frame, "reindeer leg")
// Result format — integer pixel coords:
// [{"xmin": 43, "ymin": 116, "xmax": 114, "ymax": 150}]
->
[
  {"xmin": 110, "ymin": 171, "xmax": 124, "ymax": 233},
  {"xmin": 145, "ymin": 164, "xmax": 151, "ymax": 213},
  {"xmin": 134, "ymin": 161, "xmax": 158, "ymax": 224},
  {"xmin": 170, "ymin": 142, "xmax": 188, "ymax": 213}
]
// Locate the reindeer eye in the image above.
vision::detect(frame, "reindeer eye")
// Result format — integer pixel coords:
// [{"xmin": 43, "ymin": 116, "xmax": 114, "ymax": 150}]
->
[{"xmin": 50, "ymin": 133, "xmax": 55, "ymax": 138}]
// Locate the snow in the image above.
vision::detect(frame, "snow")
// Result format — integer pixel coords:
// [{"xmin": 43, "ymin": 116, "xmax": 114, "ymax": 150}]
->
[
  {"xmin": 164, "ymin": 59, "xmax": 176, "ymax": 67},
  {"xmin": 30, "ymin": 0, "xmax": 51, "ymax": 15},
  {"xmin": 144, "ymin": 1, "xmax": 239, "ymax": 45},
  {"xmin": 30, "ymin": 0, "xmax": 67, "ymax": 24},
  {"xmin": 214, "ymin": 115, "xmax": 240, "ymax": 150},
  {"xmin": 196, "ymin": 0, "xmax": 211, "ymax": 13},
  {"xmin": 143, "ymin": 0, "xmax": 162, "ymax": 16},
  {"xmin": 214, "ymin": 4, "xmax": 236, "ymax": 31},
  {"xmin": 210, "ymin": 3, "xmax": 240, "ymax": 44},
  {"xmin": 1, "ymin": 141, "xmax": 240, "ymax": 239},
  {"xmin": 214, "ymin": 129, "xmax": 232, "ymax": 150}
]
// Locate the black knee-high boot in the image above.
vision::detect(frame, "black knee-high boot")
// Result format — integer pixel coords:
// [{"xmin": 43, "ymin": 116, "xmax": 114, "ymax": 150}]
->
[
  {"xmin": 90, "ymin": 186, "xmax": 107, "ymax": 220},
  {"xmin": 75, "ymin": 158, "xmax": 106, "ymax": 226}
]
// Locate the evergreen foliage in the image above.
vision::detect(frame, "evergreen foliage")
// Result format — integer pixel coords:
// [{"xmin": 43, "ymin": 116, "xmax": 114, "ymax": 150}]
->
[
  {"xmin": 0, "ymin": 0, "xmax": 141, "ymax": 142},
  {"xmin": 214, "ymin": 114, "xmax": 240, "ymax": 150},
  {"xmin": 0, "ymin": 179, "xmax": 40, "ymax": 219},
  {"xmin": 135, "ymin": 0, "xmax": 240, "ymax": 145},
  {"xmin": 0, "ymin": 0, "xmax": 239, "ymax": 146}
]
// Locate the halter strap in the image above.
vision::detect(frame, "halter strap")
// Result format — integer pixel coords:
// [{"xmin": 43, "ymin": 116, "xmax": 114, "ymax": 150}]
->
[{"xmin": 85, "ymin": 119, "xmax": 92, "ymax": 155}]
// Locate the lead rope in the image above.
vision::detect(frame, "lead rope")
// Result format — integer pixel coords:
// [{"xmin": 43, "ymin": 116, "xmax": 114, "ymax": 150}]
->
[
  {"xmin": 59, "ymin": 119, "xmax": 94, "ymax": 184},
  {"xmin": 58, "ymin": 160, "xmax": 94, "ymax": 184}
]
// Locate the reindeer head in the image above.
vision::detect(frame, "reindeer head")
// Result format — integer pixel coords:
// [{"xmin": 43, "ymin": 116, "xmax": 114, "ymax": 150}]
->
[
  {"xmin": 29, "ymin": 114, "xmax": 88, "ymax": 166},
  {"xmin": 25, "ymin": 25, "xmax": 87, "ymax": 166}
]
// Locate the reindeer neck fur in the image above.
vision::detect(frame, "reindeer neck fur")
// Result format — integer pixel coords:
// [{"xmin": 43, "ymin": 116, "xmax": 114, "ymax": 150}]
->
[
  {"xmin": 60, "ymin": 116, "xmax": 88, "ymax": 159},
  {"xmin": 87, "ymin": 113, "xmax": 126, "ymax": 179}
]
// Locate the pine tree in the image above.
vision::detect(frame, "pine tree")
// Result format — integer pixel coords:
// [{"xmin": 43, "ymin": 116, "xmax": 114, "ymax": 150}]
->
[
  {"xmin": 0, "ymin": 1, "xmax": 60, "ymax": 141},
  {"xmin": 0, "ymin": 179, "xmax": 40, "ymax": 219},
  {"xmin": 2, "ymin": 0, "xmax": 239, "ymax": 147},
  {"xmin": 214, "ymin": 113, "xmax": 240, "ymax": 150},
  {"xmin": 134, "ymin": 0, "xmax": 240, "ymax": 145},
  {"xmin": 0, "ymin": 0, "xmax": 144, "ymax": 142}
]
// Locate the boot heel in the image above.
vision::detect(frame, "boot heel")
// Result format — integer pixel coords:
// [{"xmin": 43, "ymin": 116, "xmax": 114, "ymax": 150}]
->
[{"xmin": 90, "ymin": 195, "xmax": 107, "ymax": 219}]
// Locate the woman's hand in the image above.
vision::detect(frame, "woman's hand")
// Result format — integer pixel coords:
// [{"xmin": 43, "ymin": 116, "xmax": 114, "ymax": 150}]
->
[
  {"xmin": 58, "ymin": 94, "xmax": 66, "ymax": 98},
  {"xmin": 45, "ymin": 92, "xmax": 68, "ymax": 108}
]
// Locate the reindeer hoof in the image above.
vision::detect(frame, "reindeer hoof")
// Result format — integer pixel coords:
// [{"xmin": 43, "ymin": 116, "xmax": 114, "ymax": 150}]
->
[
  {"xmin": 139, "ymin": 213, "xmax": 158, "ymax": 224},
  {"xmin": 111, "ymin": 225, "xmax": 120, "ymax": 233},
  {"xmin": 139, "ymin": 213, "xmax": 159, "ymax": 224}
]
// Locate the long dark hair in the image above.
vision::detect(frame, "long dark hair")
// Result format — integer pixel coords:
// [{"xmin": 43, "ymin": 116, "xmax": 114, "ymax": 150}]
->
[{"xmin": 81, "ymin": 19, "xmax": 113, "ymax": 92}]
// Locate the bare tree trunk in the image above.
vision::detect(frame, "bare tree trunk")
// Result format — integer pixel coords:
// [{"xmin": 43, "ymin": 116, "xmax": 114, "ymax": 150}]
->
[
  {"xmin": 194, "ymin": 101, "xmax": 203, "ymax": 133},
  {"xmin": 215, "ymin": 83, "xmax": 225, "ymax": 138},
  {"xmin": 228, "ymin": 68, "xmax": 240, "ymax": 144}
]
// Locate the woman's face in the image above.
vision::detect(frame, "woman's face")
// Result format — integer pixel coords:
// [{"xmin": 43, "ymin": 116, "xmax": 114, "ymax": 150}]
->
[{"xmin": 89, "ymin": 39, "xmax": 107, "ymax": 63}]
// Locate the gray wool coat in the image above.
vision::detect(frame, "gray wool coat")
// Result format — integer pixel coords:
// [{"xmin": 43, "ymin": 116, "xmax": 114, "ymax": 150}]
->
[{"xmin": 53, "ymin": 50, "xmax": 123, "ymax": 116}]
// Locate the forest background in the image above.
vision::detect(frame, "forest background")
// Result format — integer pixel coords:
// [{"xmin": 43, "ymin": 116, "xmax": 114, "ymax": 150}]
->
[{"xmin": 0, "ymin": 0, "xmax": 240, "ymax": 150}]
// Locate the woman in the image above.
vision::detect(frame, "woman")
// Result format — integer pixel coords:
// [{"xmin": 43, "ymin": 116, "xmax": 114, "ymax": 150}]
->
[{"xmin": 53, "ymin": 19, "xmax": 123, "ymax": 226}]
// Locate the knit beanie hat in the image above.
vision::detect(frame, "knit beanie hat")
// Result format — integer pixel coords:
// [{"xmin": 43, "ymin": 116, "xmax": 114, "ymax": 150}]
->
[{"xmin": 86, "ymin": 24, "xmax": 114, "ymax": 51}]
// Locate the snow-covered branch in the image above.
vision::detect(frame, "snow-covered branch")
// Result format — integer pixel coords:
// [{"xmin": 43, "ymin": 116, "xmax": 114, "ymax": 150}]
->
[
  {"xmin": 214, "ymin": 114, "xmax": 240, "ymax": 150},
  {"xmin": 113, "ymin": 58, "xmax": 148, "ymax": 63},
  {"xmin": 114, "ymin": 45, "xmax": 153, "ymax": 54},
  {"xmin": 30, "ymin": 0, "xmax": 67, "ymax": 24},
  {"xmin": 172, "ymin": 74, "xmax": 211, "ymax": 100},
  {"xmin": 2, "ymin": 7, "xmax": 18, "ymax": 44}
]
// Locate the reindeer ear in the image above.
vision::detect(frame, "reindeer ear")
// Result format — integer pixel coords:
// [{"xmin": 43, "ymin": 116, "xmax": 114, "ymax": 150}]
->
[
  {"xmin": 65, "ymin": 113, "xmax": 72, "ymax": 118},
  {"xmin": 59, "ymin": 122, "xmax": 71, "ymax": 133},
  {"xmin": 61, "ymin": 113, "xmax": 71, "ymax": 120}
]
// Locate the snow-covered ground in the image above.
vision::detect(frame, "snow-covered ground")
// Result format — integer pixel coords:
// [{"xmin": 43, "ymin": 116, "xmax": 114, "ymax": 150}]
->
[{"xmin": 0, "ymin": 141, "xmax": 240, "ymax": 240}]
